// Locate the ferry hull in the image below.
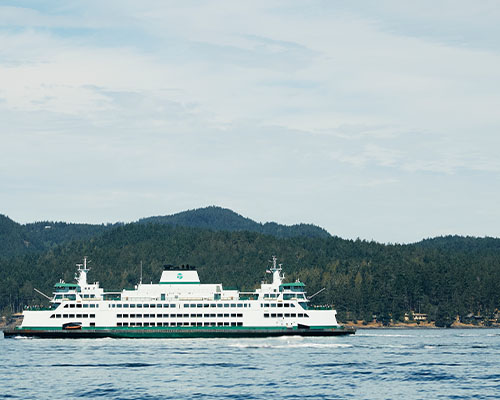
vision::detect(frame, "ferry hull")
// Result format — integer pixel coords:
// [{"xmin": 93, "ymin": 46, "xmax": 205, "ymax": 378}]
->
[{"xmin": 3, "ymin": 326, "xmax": 355, "ymax": 339}]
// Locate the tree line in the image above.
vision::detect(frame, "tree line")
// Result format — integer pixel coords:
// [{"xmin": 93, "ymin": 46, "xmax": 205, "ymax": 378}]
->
[{"xmin": 1, "ymin": 222, "xmax": 499, "ymax": 327}]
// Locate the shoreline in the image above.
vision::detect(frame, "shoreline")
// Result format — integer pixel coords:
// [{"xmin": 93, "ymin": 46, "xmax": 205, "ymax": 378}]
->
[{"xmin": 344, "ymin": 321, "xmax": 500, "ymax": 329}]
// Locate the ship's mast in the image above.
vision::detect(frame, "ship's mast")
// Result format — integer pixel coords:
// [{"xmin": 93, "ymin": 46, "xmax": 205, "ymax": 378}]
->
[
  {"xmin": 75, "ymin": 256, "xmax": 90, "ymax": 286},
  {"xmin": 269, "ymin": 256, "xmax": 284, "ymax": 286}
]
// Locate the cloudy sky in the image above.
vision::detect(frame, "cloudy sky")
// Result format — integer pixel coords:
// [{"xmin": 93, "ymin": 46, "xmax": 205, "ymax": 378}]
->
[{"xmin": 1, "ymin": 1, "xmax": 499, "ymax": 243}]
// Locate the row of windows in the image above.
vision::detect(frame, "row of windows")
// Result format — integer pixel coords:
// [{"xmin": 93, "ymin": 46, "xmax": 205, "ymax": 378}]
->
[
  {"xmin": 63, "ymin": 304, "xmax": 99, "ymax": 308},
  {"xmin": 263, "ymin": 313, "xmax": 309, "ymax": 318},
  {"xmin": 117, "ymin": 322, "xmax": 244, "ymax": 327},
  {"xmin": 109, "ymin": 303, "xmax": 251, "ymax": 309},
  {"xmin": 261, "ymin": 303, "xmax": 296, "ymax": 308},
  {"xmin": 51, "ymin": 314, "xmax": 96, "ymax": 318},
  {"xmin": 116, "ymin": 313, "xmax": 244, "ymax": 319}
]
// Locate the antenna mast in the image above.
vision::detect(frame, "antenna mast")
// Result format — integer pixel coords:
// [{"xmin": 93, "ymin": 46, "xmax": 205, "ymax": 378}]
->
[{"xmin": 140, "ymin": 261, "xmax": 143, "ymax": 285}]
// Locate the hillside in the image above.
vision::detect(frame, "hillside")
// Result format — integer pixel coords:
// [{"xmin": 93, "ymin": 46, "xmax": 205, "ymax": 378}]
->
[
  {"xmin": 1, "ymin": 221, "xmax": 499, "ymax": 327},
  {"xmin": 0, "ymin": 207, "xmax": 330, "ymax": 259},
  {"xmin": 0, "ymin": 214, "xmax": 114, "ymax": 258},
  {"xmin": 139, "ymin": 206, "xmax": 331, "ymax": 238}
]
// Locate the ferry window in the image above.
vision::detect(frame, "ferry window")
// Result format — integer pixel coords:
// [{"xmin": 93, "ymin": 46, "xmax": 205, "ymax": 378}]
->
[
  {"xmin": 284, "ymin": 304, "xmax": 290, "ymax": 308},
  {"xmin": 69, "ymin": 314, "xmax": 75, "ymax": 318},
  {"xmin": 231, "ymin": 314, "xmax": 236, "ymax": 317},
  {"xmin": 197, "ymin": 304, "xmax": 203, "ymax": 308},
  {"xmin": 50, "ymin": 315, "xmax": 55, "ymax": 318},
  {"xmin": 157, "ymin": 304, "xmax": 162, "ymax": 308},
  {"xmin": 64, "ymin": 304, "xmax": 68, "ymax": 308},
  {"xmin": 161, "ymin": 294, "xmax": 166, "ymax": 301},
  {"xmin": 291, "ymin": 304, "xmax": 295, "ymax": 307},
  {"xmin": 224, "ymin": 304, "xmax": 229, "ymax": 308},
  {"xmin": 217, "ymin": 322, "xmax": 223, "ymax": 326},
  {"xmin": 77, "ymin": 314, "xmax": 82, "ymax": 318},
  {"xmin": 291, "ymin": 314, "xmax": 296, "ymax": 317},
  {"xmin": 143, "ymin": 304, "xmax": 149, "ymax": 308},
  {"xmin": 137, "ymin": 304, "xmax": 143, "ymax": 308},
  {"xmin": 117, "ymin": 304, "xmax": 122, "ymax": 308},
  {"xmin": 117, "ymin": 323, "xmax": 122, "ymax": 327},
  {"xmin": 111, "ymin": 304, "xmax": 115, "ymax": 308},
  {"xmin": 237, "ymin": 322, "xmax": 243, "ymax": 326},
  {"xmin": 271, "ymin": 313, "xmax": 276, "ymax": 318},
  {"xmin": 130, "ymin": 304, "xmax": 136, "ymax": 308},
  {"xmin": 237, "ymin": 314, "xmax": 242, "ymax": 318},
  {"xmin": 90, "ymin": 314, "xmax": 95, "ymax": 318},
  {"xmin": 91, "ymin": 294, "xmax": 95, "ymax": 298},
  {"xmin": 90, "ymin": 322, "xmax": 95, "ymax": 327},
  {"xmin": 223, "ymin": 314, "xmax": 229, "ymax": 318},
  {"xmin": 304, "ymin": 314, "xmax": 309, "ymax": 318},
  {"xmin": 90, "ymin": 304, "xmax": 96, "ymax": 308},
  {"xmin": 210, "ymin": 314, "xmax": 216, "ymax": 318},
  {"xmin": 217, "ymin": 314, "xmax": 223, "ymax": 318},
  {"xmin": 117, "ymin": 314, "xmax": 122, "ymax": 318},
  {"xmin": 83, "ymin": 304, "xmax": 88, "ymax": 308},
  {"xmin": 70, "ymin": 304, "xmax": 75, "ymax": 308},
  {"xmin": 231, "ymin": 322, "xmax": 236, "ymax": 326},
  {"xmin": 150, "ymin": 304, "xmax": 156, "ymax": 308},
  {"xmin": 56, "ymin": 315, "xmax": 61, "ymax": 318},
  {"xmin": 190, "ymin": 304, "xmax": 196, "ymax": 308},
  {"xmin": 197, "ymin": 314, "xmax": 202, "ymax": 318},
  {"xmin": 183, "ymin": 314, "xmax": 189, "ymax": 318},
  {"xmin": 278, "ymin": 303, "xmax": 283, "ymax": 308},
  {"xmin": 123, "ymin": 304, "xmax": 129, "ymax": 308},
  {"xmin": 264, "ymin": 314, "xmax": 269, "ymax": 318},
  {"xmin": 230, "ymin": 304, "xmax": 236, "ymax": 308},
  {"xmin": 217, "ymin": 304, "xmax": 223, "ymax": 308},
  {"xmin": 204, "ymin": 314, "xmax": 209, "ymax": 318},
  {"xmin": 237, "ymin": 304, "xmax": 242, "ymax": 308},
  {"xmin": 210, "ymin": 304, "xmax": 216, "ymax": 308},
  {"xmin": 204, "ymin": 304, "xmax": 209, "ymax": 308},
  {"xmin": 184, "ymin": 304, "xmax": 189, "ymax": 308},
  {"xmin": 271, "ymin": 304, "xmax": 276, "ymax": 308},
  {"xmin": 285, "ymin": 313, "xmax": 290, "ymax": 318},
  {"xmin": 171, "ymin": 304, "xmax": 176, "ymax": 308},
  {"xmin": 223, "ymin": 322, "xmax": 228, "ymax": 326},
  {"xmin": 190, "ymin": 314, "xmax": 196, "ymax": 318},
  {"xmin": 277, "ymin": 314, "xmax": 283, "ymax": 318}
]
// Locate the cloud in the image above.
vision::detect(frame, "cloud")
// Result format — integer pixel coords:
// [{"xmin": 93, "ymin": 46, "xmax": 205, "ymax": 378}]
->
[{"xmin": 1, "ymin": 1, "xmax": 499, "ymax": 242}]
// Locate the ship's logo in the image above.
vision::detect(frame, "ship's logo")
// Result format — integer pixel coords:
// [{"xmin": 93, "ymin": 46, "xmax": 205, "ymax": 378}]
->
[{"xmin": 177, "ymin": 273, "xmax": 183, "ymax": 279}]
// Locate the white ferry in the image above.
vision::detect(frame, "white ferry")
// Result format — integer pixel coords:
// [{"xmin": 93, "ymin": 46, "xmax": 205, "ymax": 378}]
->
[{"xmin": 4, "ymin": 257, "xmax": 355, "ymax": 338}]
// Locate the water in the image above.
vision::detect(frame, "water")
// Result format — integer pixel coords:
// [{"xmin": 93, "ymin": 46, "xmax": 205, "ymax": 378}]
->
[{"xmin": 1, "ymin": 329, "xmax": 499, "ymax": 399}]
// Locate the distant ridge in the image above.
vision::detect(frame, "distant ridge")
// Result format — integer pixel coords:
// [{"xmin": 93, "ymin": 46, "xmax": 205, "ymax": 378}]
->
[{"xmin": 138, "ymin": 206, "xmax": 331, "ymax": 239}]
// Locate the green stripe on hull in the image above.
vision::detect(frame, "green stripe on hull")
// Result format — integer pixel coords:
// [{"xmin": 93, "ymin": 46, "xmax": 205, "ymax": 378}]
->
[{"xmin": 4, "ymin": 325, "xmax": 355, "ymax": 338}]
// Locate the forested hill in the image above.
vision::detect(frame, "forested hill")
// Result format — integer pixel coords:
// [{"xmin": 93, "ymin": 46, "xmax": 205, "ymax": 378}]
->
[
  {"xmin": 0, "ymin": 207, "xmax": 329, "ymax": 259},
  {"xmin": 1, "ymin": 220, "xmax": 499, "ymax": 328},
  {"xmin": 139, "ymin": 206, "xmax": 330, "ymax": 238},
  {"xmin": 0, "ymin": 214, "xmax": 114, "ymax": 258}
]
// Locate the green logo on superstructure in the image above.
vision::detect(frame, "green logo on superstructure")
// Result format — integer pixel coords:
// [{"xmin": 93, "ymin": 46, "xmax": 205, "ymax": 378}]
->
[{"xmin": 177, "ymin": 273, "xmax": 183, "ymax": 279}]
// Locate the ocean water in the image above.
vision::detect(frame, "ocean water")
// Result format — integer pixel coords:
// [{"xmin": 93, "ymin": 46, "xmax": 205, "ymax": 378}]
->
[{"xmin": 1, "ymin": 329, "xmax": 499, "ymax": 399}]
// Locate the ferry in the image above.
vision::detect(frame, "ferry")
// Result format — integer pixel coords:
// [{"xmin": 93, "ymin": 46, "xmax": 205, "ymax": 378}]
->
[{"xmin": 3, "ymin": 257, "xmax": 355, "ymax": 338}]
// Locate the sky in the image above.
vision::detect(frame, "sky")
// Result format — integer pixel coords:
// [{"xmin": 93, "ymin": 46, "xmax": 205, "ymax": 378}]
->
[{"xmin": 1, "ymin": 1, "xmax": 500, "ymax": 243}]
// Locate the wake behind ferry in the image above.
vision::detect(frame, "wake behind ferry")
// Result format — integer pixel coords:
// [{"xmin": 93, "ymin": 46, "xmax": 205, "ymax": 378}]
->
[{"xmin": 4, "ymin": 256, "xmax": 355, "ymax": 338}]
